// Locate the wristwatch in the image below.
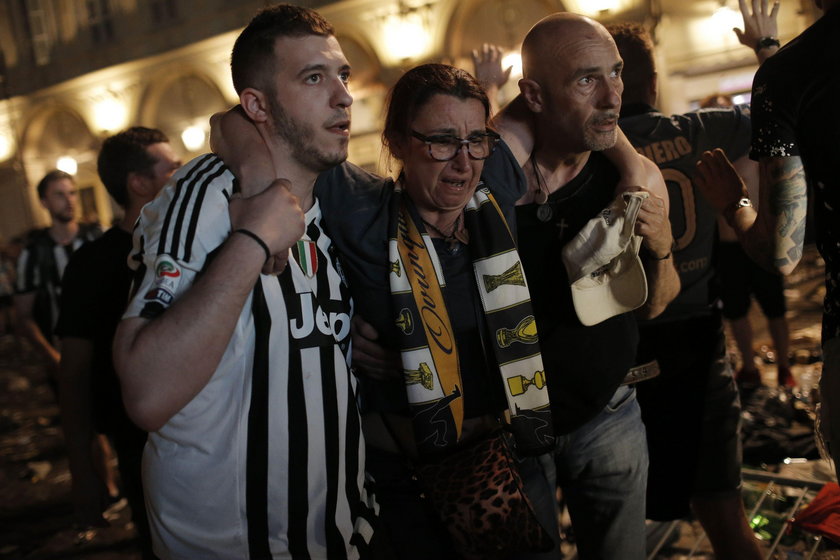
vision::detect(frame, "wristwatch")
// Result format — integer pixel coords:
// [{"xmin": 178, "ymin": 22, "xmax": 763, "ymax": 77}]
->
[
  {"xmin": 726, "ymin": 197, "xmax": 753, "ymax": 225},
  {"xmin": 734, "ymin": 197, "xmax": 753, "ymax": 211},
  {"xmin": 755, "ymin": 37, "xmax": 781, "ymax": 52}
]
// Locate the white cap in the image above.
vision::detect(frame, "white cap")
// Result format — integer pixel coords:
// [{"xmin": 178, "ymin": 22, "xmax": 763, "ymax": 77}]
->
[{"xmin": 562, "ymin": 191, "xmax": 649, "ymax": 326}]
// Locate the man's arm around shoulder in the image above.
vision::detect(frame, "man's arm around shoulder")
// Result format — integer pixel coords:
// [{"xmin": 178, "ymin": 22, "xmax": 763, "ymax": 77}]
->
[
  {"xmin": 631, "ymin": 157, "xmax": 680, "ymax": 318},
  {"xmin": 490, "ymin": 95, "xmax": 534, "ymax": 167}
]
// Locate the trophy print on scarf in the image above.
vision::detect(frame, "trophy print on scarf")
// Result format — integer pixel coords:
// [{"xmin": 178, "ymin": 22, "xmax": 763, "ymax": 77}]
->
[{"xmin": 389, "ymin": 183, "xmax": 554, "ymax": 455}]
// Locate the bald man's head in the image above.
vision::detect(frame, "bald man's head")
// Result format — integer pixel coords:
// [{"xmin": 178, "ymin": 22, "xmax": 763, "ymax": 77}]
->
[
  {"xmin": 522, "ymin": 13, "xmax": 614, "ymax": 84},
  {"xmin": 518, "ymin": 12, "xmax": 624, "ymax": 153}
]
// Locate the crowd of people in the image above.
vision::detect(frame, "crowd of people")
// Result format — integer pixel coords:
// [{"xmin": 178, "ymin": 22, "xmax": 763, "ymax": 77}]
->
[{"xmin": 5, "ymin": 0, "xmax": 838, "ymax": 558}]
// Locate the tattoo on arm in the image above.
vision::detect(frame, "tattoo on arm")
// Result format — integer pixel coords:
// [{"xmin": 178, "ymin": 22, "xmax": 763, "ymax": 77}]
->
[{"xmin": 765, "ymin": 157, "xmax": 807, "ymax": 270}]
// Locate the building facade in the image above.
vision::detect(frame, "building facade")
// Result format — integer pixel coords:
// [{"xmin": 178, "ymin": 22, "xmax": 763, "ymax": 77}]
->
[{"xmin": 0, "ymin": 0, "xmax": 818, "ymax": 239}]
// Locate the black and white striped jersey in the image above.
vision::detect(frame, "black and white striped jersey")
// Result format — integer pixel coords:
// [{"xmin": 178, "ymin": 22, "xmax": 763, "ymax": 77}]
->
[
  {"xmin": 124, "ymin": 154, "xmax": 376, "ymax": 560},
  {"xmin": 15, "ymin": 224, "xmax": 100, "ymax": 341}
]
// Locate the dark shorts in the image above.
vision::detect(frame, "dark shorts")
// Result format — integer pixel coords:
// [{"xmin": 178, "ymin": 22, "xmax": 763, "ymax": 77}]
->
[
  {"xmin": 718, "ymin": 241, "xmax": 787, "ymax": 319},
  {"xmin": 636, "ymin": 314, "xmax": 743, "ymax": 521}
]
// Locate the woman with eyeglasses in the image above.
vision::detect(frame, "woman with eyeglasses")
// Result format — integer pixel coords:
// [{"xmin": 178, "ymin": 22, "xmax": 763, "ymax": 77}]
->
[
  {"xmin": 213, "ymin": 63, "xmax": 640, "ymax": 559},
  {"xmin": 299, "ymin": 64, "xmax": 561, "ymax": 559}
]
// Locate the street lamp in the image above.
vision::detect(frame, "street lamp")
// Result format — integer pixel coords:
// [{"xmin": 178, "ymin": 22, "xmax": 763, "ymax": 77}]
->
[
  {"xmin": 0, "ymin": 129, "xmax": 13, "ymax": 162},
  {"xmin": 380, "ymin": 1, "xmax": 434, "ymax": 65},
  {"xmin": 181, "ymin": 125, "xmax": 206, "ymax": 152},
  {"xmin": 56, "ymin": 155, "xmax": 78, "ymax": 175},
  {"xmin": 93, "ymin": 95, "xmax": 128, "ymax": 133}
]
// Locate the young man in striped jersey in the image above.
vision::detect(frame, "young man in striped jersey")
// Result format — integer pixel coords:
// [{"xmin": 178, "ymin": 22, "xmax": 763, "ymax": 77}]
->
[
  {"xmin": 14, "ymin": 170, "xmax": 100, "ymax": 376},
  {"xmin": 113, "ymin": 5, "xmax": 377, "ymax": 559}
]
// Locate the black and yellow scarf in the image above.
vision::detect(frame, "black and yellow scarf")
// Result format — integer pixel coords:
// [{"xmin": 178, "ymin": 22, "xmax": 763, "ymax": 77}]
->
[{"xmin": 388, "ymin": 182, "xmax": 554, "ymax": 456}]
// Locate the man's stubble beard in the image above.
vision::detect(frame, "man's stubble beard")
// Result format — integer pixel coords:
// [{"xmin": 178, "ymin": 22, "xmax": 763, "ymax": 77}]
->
[
  {"xmin": 268, "ymin": 95, "xmax": 347, "ymax": 172},
  {"xmin": 584, "ymin": 129, "xmax": 618, "ymax": 152},
  {"xmin": 584, "ymin": 111, "xmax": 619, "ymax": 152},
  {"xmin": 540, "ymin": 88, "xmax": 618, "ymax": 153}
]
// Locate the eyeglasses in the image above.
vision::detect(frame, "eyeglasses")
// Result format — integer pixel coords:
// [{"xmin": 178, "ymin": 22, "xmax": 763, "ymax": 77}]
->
[{"xmin": 411, "ymin": 130, "xmax": 501, "ymax": 161}]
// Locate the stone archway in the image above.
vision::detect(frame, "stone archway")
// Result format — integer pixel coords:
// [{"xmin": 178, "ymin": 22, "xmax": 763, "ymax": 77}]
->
[
  {"xmin": 445, "ymin": 0, "xmax": 565, "ymax": 60},
  {"xmin": 141, "ymin": 71, "xmax": 228, "ymax": 159},
  {"xmin": 443, "ymin": 0, "xmax": 566, "ymax": 104},
  {"xmin": 20, "ymin": 105, "xmax": 104, "ymax": 227}
]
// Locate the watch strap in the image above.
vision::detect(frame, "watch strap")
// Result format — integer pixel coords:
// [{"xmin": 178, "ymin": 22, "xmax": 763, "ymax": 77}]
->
[{"xmin": 755, "ymin": 36, "xmax": 781, "ymax": 52}]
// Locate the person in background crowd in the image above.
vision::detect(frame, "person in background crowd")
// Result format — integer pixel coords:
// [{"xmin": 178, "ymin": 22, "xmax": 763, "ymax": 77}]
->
[
  {"xmin": 700, "ymin": 91, "xmax": 793, "ymax": 390},
  {"xmin": 695, "ymin": 0, "xmax": 840, "ymax": 481},
  {"xmin": 14, "ymin": 170, "xmax": 100, "ymax": 377},
  {"xmin": 55, "ymin": 127, "xmax": 180, "ymax": 557},
  {"xmin": 0, "ymin": 238, "xmax": 21, "ymax": 335},
  {"xmin": 607, "ymin": 2, "xmax": 781, "ymax": 554}
]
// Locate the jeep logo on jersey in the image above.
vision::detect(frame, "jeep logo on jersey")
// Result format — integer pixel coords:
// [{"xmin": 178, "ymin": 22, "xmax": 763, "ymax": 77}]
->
[{"xmin": 290, "ymin": 292, "xmax": 351, "ymax": 346}]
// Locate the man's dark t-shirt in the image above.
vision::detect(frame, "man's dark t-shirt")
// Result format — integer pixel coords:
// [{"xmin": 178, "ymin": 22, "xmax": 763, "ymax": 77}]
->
[
  {"xmin": 481, "ymin": 149, "xmax": 639, "ymax": 434},
  {"xmin": 620, "ymin": 103, "xmax": 751, "ymax": 321},
  {"xmin": 56, "ymin": 226, "xmax": 143, "ymax": 439}
]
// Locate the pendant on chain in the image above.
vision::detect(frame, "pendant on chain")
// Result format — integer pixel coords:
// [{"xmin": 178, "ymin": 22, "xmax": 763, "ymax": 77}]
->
[
  {"xmin": 536, "ymin": 203, "xmax": 553, "ymax": 222},
  {"xmin": 530, "ymin": 156, "xmax": 553, "ymax": 222}
]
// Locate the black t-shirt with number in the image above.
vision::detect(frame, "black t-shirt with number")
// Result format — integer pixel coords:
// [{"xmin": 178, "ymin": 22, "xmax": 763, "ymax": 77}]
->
[{"xmin": 619, "ymin": 102, "xmax": 752, "ymax": 322}]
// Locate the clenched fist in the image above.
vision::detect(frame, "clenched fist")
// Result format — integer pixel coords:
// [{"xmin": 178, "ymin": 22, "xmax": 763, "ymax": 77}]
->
[{"xmin": 229, "ymin": 178, "xmax": 305, "ymax": 275}]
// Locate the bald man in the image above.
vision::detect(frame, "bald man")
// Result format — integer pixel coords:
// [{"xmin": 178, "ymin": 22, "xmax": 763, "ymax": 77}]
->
[{"xmin": 480, "ymin": 13, "xmax": 679, "ymax": 559}]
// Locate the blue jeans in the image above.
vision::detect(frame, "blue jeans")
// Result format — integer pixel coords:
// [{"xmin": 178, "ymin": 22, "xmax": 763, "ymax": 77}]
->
[{"xmin": 548, "ymin": 384, "xmax": 649, "ymax": 560}]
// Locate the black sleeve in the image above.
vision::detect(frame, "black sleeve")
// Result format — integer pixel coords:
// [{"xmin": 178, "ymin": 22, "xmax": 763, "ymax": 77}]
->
[
  {"xmin": 481, "ymin": 139, "xmax": 528, "ymax": 208},
  {"xmin": 315, "ymin": 161, "xmax": 389, "ymax": 216},
  {"xmin": 694, "ymin": 105, "xmax": 752, "ymax": 161},
  {"xmin": 479, "ymin": 139, "xmax": 527, "ymax": 230},
  {"xmin": 750, "ymin": 57, "xmax": 801, "ymax": 160}
]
